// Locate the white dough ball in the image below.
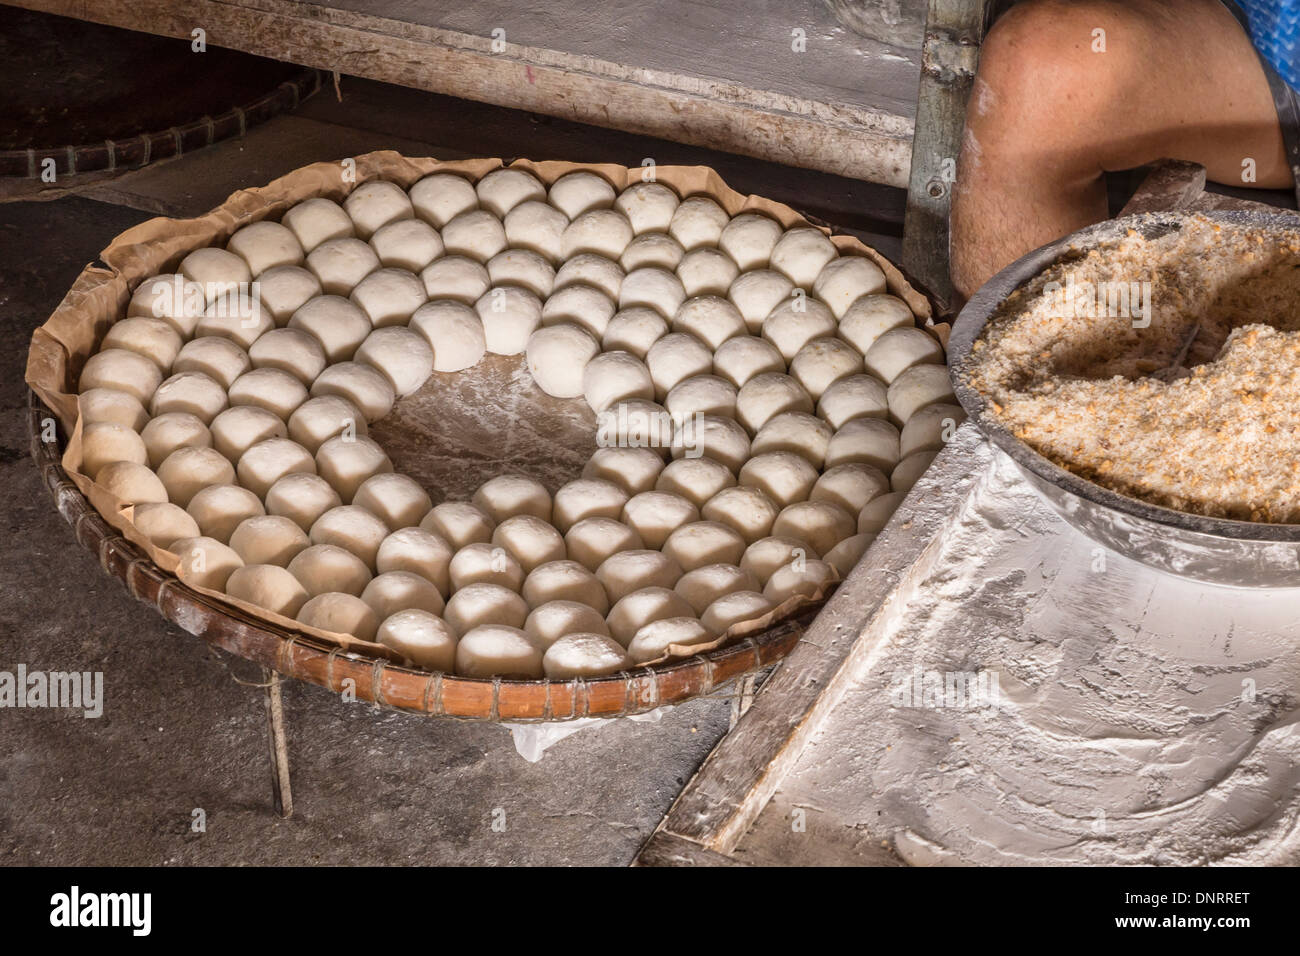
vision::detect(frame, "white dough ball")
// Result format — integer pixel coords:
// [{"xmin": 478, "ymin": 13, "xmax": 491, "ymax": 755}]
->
[
  {"xmin": 813, "ymin": 255, "xmax": 888, "ymax": 318},
  {"xmin": 811, "ymin": 463, "xmax": 891, "ymax": 515},
  {"xmin": 95, "ymin": 461, "xmax": 169, "ymax": 505},
  {"xmin": 195, "ymin": 292, "xmax": 274, "ymax": 350},
  {"xmin": 102, "ymin": 316, "xmax": 182, "ymax": 369},
  {"xmin": 891, "ymin": 450, "xmax": 939, "ymax": 494},
  {"xmin": 503, "ymin": 200, "xmax": 568, "ymax": 263},
  {"xmin": 492, "ymin": 515, "xmax": 566, "ymax": 574},
  {"xmin": 858, "ymin": 491, "xmax": 906, "ymax": 534},
  {"xmin": 285, "ymin": 395, "xmax": 367, "ymax": 454},
  {"xmin": 344, "ymin": 180, "xmax": 414, "ymax": 239},
  {"xmin": 595, "ymin": 399, "xmax": 674, "ymax": 453},
  {"xmin": 712, "ymin": 335, "xmax": 785, "ymax": 389},
  {"xmin": 863, "ymin": 327, "xmax": 944, "ymax": 385},
  {"xmin": 615, "ymin": 182, "xmax": 680, "ymax": 234},
  {"xmin": 596, "ymin": 550, "xmax": 683, "ymax": 603},
  {"xmin": 886, "ymin": 362, "xmax": 954, "ymax": 425},
  {"xmin": 315, "ymin": 434, "xmax": 393, "ymax": 502},
  {"xmin": 80, "ymin": 421, "xmax": 147, "ymax": 479},
  {"xmin": 770, "ymin": 227, "xmax": 837, "ymax": 288},
  {"xmin": 561, "ymin": 209, "xmax": 634, "ymax": 260},
  {"xmin": 475, "ymin": 168, "xmax": 546, "ymax": 218},
  {"xmin": 422, "ymin": 501, "xmax": 495, "ymax": 549},
  {"xmin": 349, "ymin": 267, "xmax": 427, "ymax": 327},
  {"xmin": 305, "ymin": 237, "xmax": 381, "ymax": 296},
  {"xmin": 771, "ymin": 501, "xmax": 856, "ymax": 557},
  {"xmin": 752, "ymin": 411, "xmax": 833, "ymax": 467},
  {"xmin": 172, "ymin": 535, "xmax": 244, "ymax": 590},
  {"xmin": 789, "ymin": 337, "xmax": 865, "ymax": 400},
  {"xmin": 670, "ymin": 414, "xmax": 750, "ymax": 473},
  {"xmin": 228, "ymin": 514, "xmax": 310, "ymax": 567},
  {"xmin": 668, "ymin": 196, "xmax": 728, "ymax": 250},
  {"xmin": 445, "ymin": 584, "xmax": 530, "ymax": 635},
  {"xmin": 540, "ymin": 283, "xmax": 616, "ymax": 338},
  {"xmin": 297, "ymin": 591, "xmax": 379, "ymax": 641},
  {"xmin": 377, "ymin": 526, "xmax": 453, "ymax": 596},
  {"xmin": 554, "ymin": 253, "xmax": 625, "ymax": 299},
  {"xmin": 288, "ymin": 295, "xmax": 371, "ymax": 362},
  {"xmin": 475, "ymin": 286, "xmax": 543, "ymax": 355},
  {"xmin": 209, "ymin": 405, "xmax": 287, "ymax": 463},
  {"xmin": 410, "ymin": 299, "xmax": 487, "ymax": 373},
  {"xmin": 132, "ymin": 501, "xmax": 201, "ymax": 549},
  {"xmin": 736, "ymin": 372, "xmax": 814, "ymax": 433},
  {"xmin": 620, "ymin": 267, "xmax": 686, "ymax": 320},
  {"xmin": 728, "ymin": 269, "xmax": 795, "ymax": 332},
  {"xmin": 526, "ymin": 600, "xmax": 610, "ymax": 647},
  {"xmin": 281, "ymin": 198, "xmax": 355, "ymax": 253},
  {"xmin": 355, "ymin": 326, "xmax": 434, "ymax": 397},
  {"xmin": 487, "ymin": 248, "xmax": 556, "ymax": 298},
  {"xmin": 762, "ymin": 297, "xmax": 837, "ymax": 362},
  {"xmin": 674, "ymin": 563, "xmax": 759, "ymax": 614},
  {"xmin": 839, "ymin": 294, "xmax": 915, "ymax": 355},
  {"xmin": 78, "ymin": 388, "xmax": 148, "ymax": 431},
  {"xmin": 187, "ymin": 483, "xmax": 265, "ymax": 542},
  {"xmin": 672, "ymin": 295, "xmax": 745, "ymax": 350},
  {"xmin": 543, "ymin": 632, "xmax": 630, "ymax": 679},
  {"xmin": 228, "ymin": 367, "xmax": 309, "ymax": 420},
  {"xmin": 564, "ymin": 517, "xmax": 644, "ymax": 572},
  {"xmin": 583, "ymin": 350, "xmax": 654, "ymax": 412},
  {"xmin": 549, "ymin": 171, "xmax": 616, "ymax": 219},
  {"xmin": 700, "ymin": 484, "xmax": 779, "ymax": 543},
  {"xmin": 677, "ymin": 248, "xmax": 739, "ymax": 298},
  {"xmin": 409, "ymin": 173, "xmax": 478, "ymax": 228},
  {"xmin": 127, "ymin": 274, "xmax": 205, "ymax": 337},
  {"xmin": 552, "ymin": 479, "xmax": 628, "ymax": 533},
  {"xmin": 899, "ymin": 403, "xmax": 965, "ymax": 459},
  {"xmin": 467, "ymin": 477, "xmax": 548, "ymax": 525},
  {"xmin": 740, "ymin": 535, "xmax": 819, "ymax": 585},
  {"xmin": 523, "ymin": 560, "xmax": 609, "ymax": 613},
  {"xmin": 441, "ymin": 209, "xmax": 508, "ymax": 262},
  {"xmin": 622, "ymin": 491, "xmax": 699, "ymax": 549},
  {"xmin": 665, "ymin": 374, "xmax": 737, "ymax": 420},
  {"xmin": 227, "ymin": 221, "xmax": 304, "ymax": 276},
  {"xmin": 248, "ymin": 328, "xmax": 327, "ymax": 385},
  {"xmin": 627, "ymin": 617, "xmax": 714, "ymax": 664},
  {"xmin": 455, "ymin": 624, "xmax": 543, "ymax": 677},
  {"xmin": 656, "ymin": 457, "xmax": 736, "ymax": 508},
  {"xmin": 80, "ymin": 348, "xmax": 163, "ymax": 405},
  {"xmin": 645, "ymin": 331, "xmax": 712, "ymax": 399},
  {"xmin": 449, "ymin": 542, "xmax": 524, "ymax": 592},
  {"xmin": 581, "ymin": 446, "xmax": 665, "ymax": 494},
  {"xmin": 702, "ymin": 590, "xmax": 775, "ymax": 635},
  {"xmin": 287, "ymin": 543, "xmax": 372, "ymax": 597},
  {"xmin": 824, "ymin": 417, "xmax": 901, "ymax": 471},
  {"xmin": 266, "ymin": 473, "xmax": 343, "ymax": 533},
  {"xmin": 420, "ymin": 255, "xmax": 490, "ymax": 304},
  {"xmin": 739, "ymin": 452, "xmax": 818, "ymax": 508},
  {"xmin": 602, "ymin": 307, "xmax": 668, "ymax": 359},
  {"xmin": 310, "ymin": 504, "xmax": 390, "ymax": 570},
  {"xmin": 764, "ymin": 558, "xmax": 838, "ymax": 605},
  {"xmin": 352, "ymin": 472, "xmax": 433, "ymax": 530},
  {"xmin": 376, "ymin": 609, "xmax": 457, "ymax": 671},
  {"xmin": 256, "ymin": 265, "xmax": 324, "ymax": 326},
  {"xmin": 179, "ymin": 247, "xmax": 252, "ymax": 302},
  {"xmin": 719, "ymin": 213, "xmax": 783, "ymax": 271},
  {"xmin": 156, "ymin": 445, "xmax": 236, "ymax": 507},
  {"xmin": 237, "ymin": 437, "xmax": 316, "ymax": 500},
  {"xmin": 824, "ymin": 532, "xmax": 876, "ymax": 579},
  {"xmin": 620, "ymin": 233, "xmax": 684, "ymax": 272},
  {"xmin": 369, "ymin": 218, "xmax": 444, "ymax": 272},
  {"xmin": 606, "ymin": 586, "xmax": 694, "ymax": 647},
  {"xmin": 310, "ymin": 361, "xmax": 396, "ymax": 422},
  {"xmin": 361, "ymin": 570, "xmax": 445, "ymax": 619},
  {"xmin": 817, "ymin": 373, "xmax": 889, "ymax": 429},
  {"xmin": 171, "ymin": 337, "xmax": 248, "ymax": 391}
]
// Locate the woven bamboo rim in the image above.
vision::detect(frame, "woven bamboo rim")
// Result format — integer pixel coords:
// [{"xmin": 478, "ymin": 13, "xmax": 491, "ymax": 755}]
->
[
  {"xmin": 29, "ymin": 391, "xmax": 811, "ymax": 720},
  {"xmin": 0, "ymin": 69, "xmax": 323, "ymax": 179}
]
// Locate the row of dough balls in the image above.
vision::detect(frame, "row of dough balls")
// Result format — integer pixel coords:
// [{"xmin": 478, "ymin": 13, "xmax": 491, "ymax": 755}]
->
[{"xmin": 75, "ymin": 166, "xmax": 960, "ymax": 678}]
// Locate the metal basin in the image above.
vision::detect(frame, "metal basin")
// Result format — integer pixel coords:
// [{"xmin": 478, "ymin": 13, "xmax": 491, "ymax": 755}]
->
[{"xmin": 948, "ymin": 209, "xmax": 1300, "ymax": 587}]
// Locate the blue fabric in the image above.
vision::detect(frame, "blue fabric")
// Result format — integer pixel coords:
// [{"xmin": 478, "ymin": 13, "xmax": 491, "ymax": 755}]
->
[{"xmin": 1237, "ymin": 0, "xmax": 1300, "ymax": 91}]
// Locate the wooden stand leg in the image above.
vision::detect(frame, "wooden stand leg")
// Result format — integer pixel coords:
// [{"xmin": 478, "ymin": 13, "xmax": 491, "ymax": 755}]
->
[
  {"xmin": 729, "ymin": 673, "xmax": 758, "ymax": 728},
  {"xmin": 261, "ymin": 666, "xmax": 293, "ymax": 819}
]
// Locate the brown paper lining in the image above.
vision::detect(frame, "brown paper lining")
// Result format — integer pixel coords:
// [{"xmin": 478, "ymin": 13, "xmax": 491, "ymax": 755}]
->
[{"xmin": 27, "ymin": 150, "xmax": 933, "ymax": 669}]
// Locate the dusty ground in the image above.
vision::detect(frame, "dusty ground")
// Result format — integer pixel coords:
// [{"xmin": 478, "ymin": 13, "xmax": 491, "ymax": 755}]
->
[{"xmin": 0, "ymin": 68, "xmax": 906, "ymax": 866}]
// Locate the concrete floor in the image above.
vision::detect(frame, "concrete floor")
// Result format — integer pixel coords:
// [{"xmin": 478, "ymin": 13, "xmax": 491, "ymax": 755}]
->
[{"xmin": 0, "ymin": 73, "xmax": 905, "ymax": 866}]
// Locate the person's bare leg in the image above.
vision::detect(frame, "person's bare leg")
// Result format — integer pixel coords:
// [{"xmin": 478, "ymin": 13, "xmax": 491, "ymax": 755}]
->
[{"xmin": 951, "ymin": 0, "xmax": 1291, "ymax": 300}]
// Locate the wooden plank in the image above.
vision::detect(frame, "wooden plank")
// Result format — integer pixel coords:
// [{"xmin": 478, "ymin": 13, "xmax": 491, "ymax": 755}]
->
[
  {"xmin": 634, "ymin": 831, "xmax": 748, "ymax": 867},
  {"xmin": 4, "ymin": 0, "xmax": 919, "ymax": 186},
  {"xmin": 901, "ymin": 0, "xmax": 995, "ymax": 312},
  {"xmin": 643, "ymin": 425, "xmax": 991, "ymax": 857}
]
